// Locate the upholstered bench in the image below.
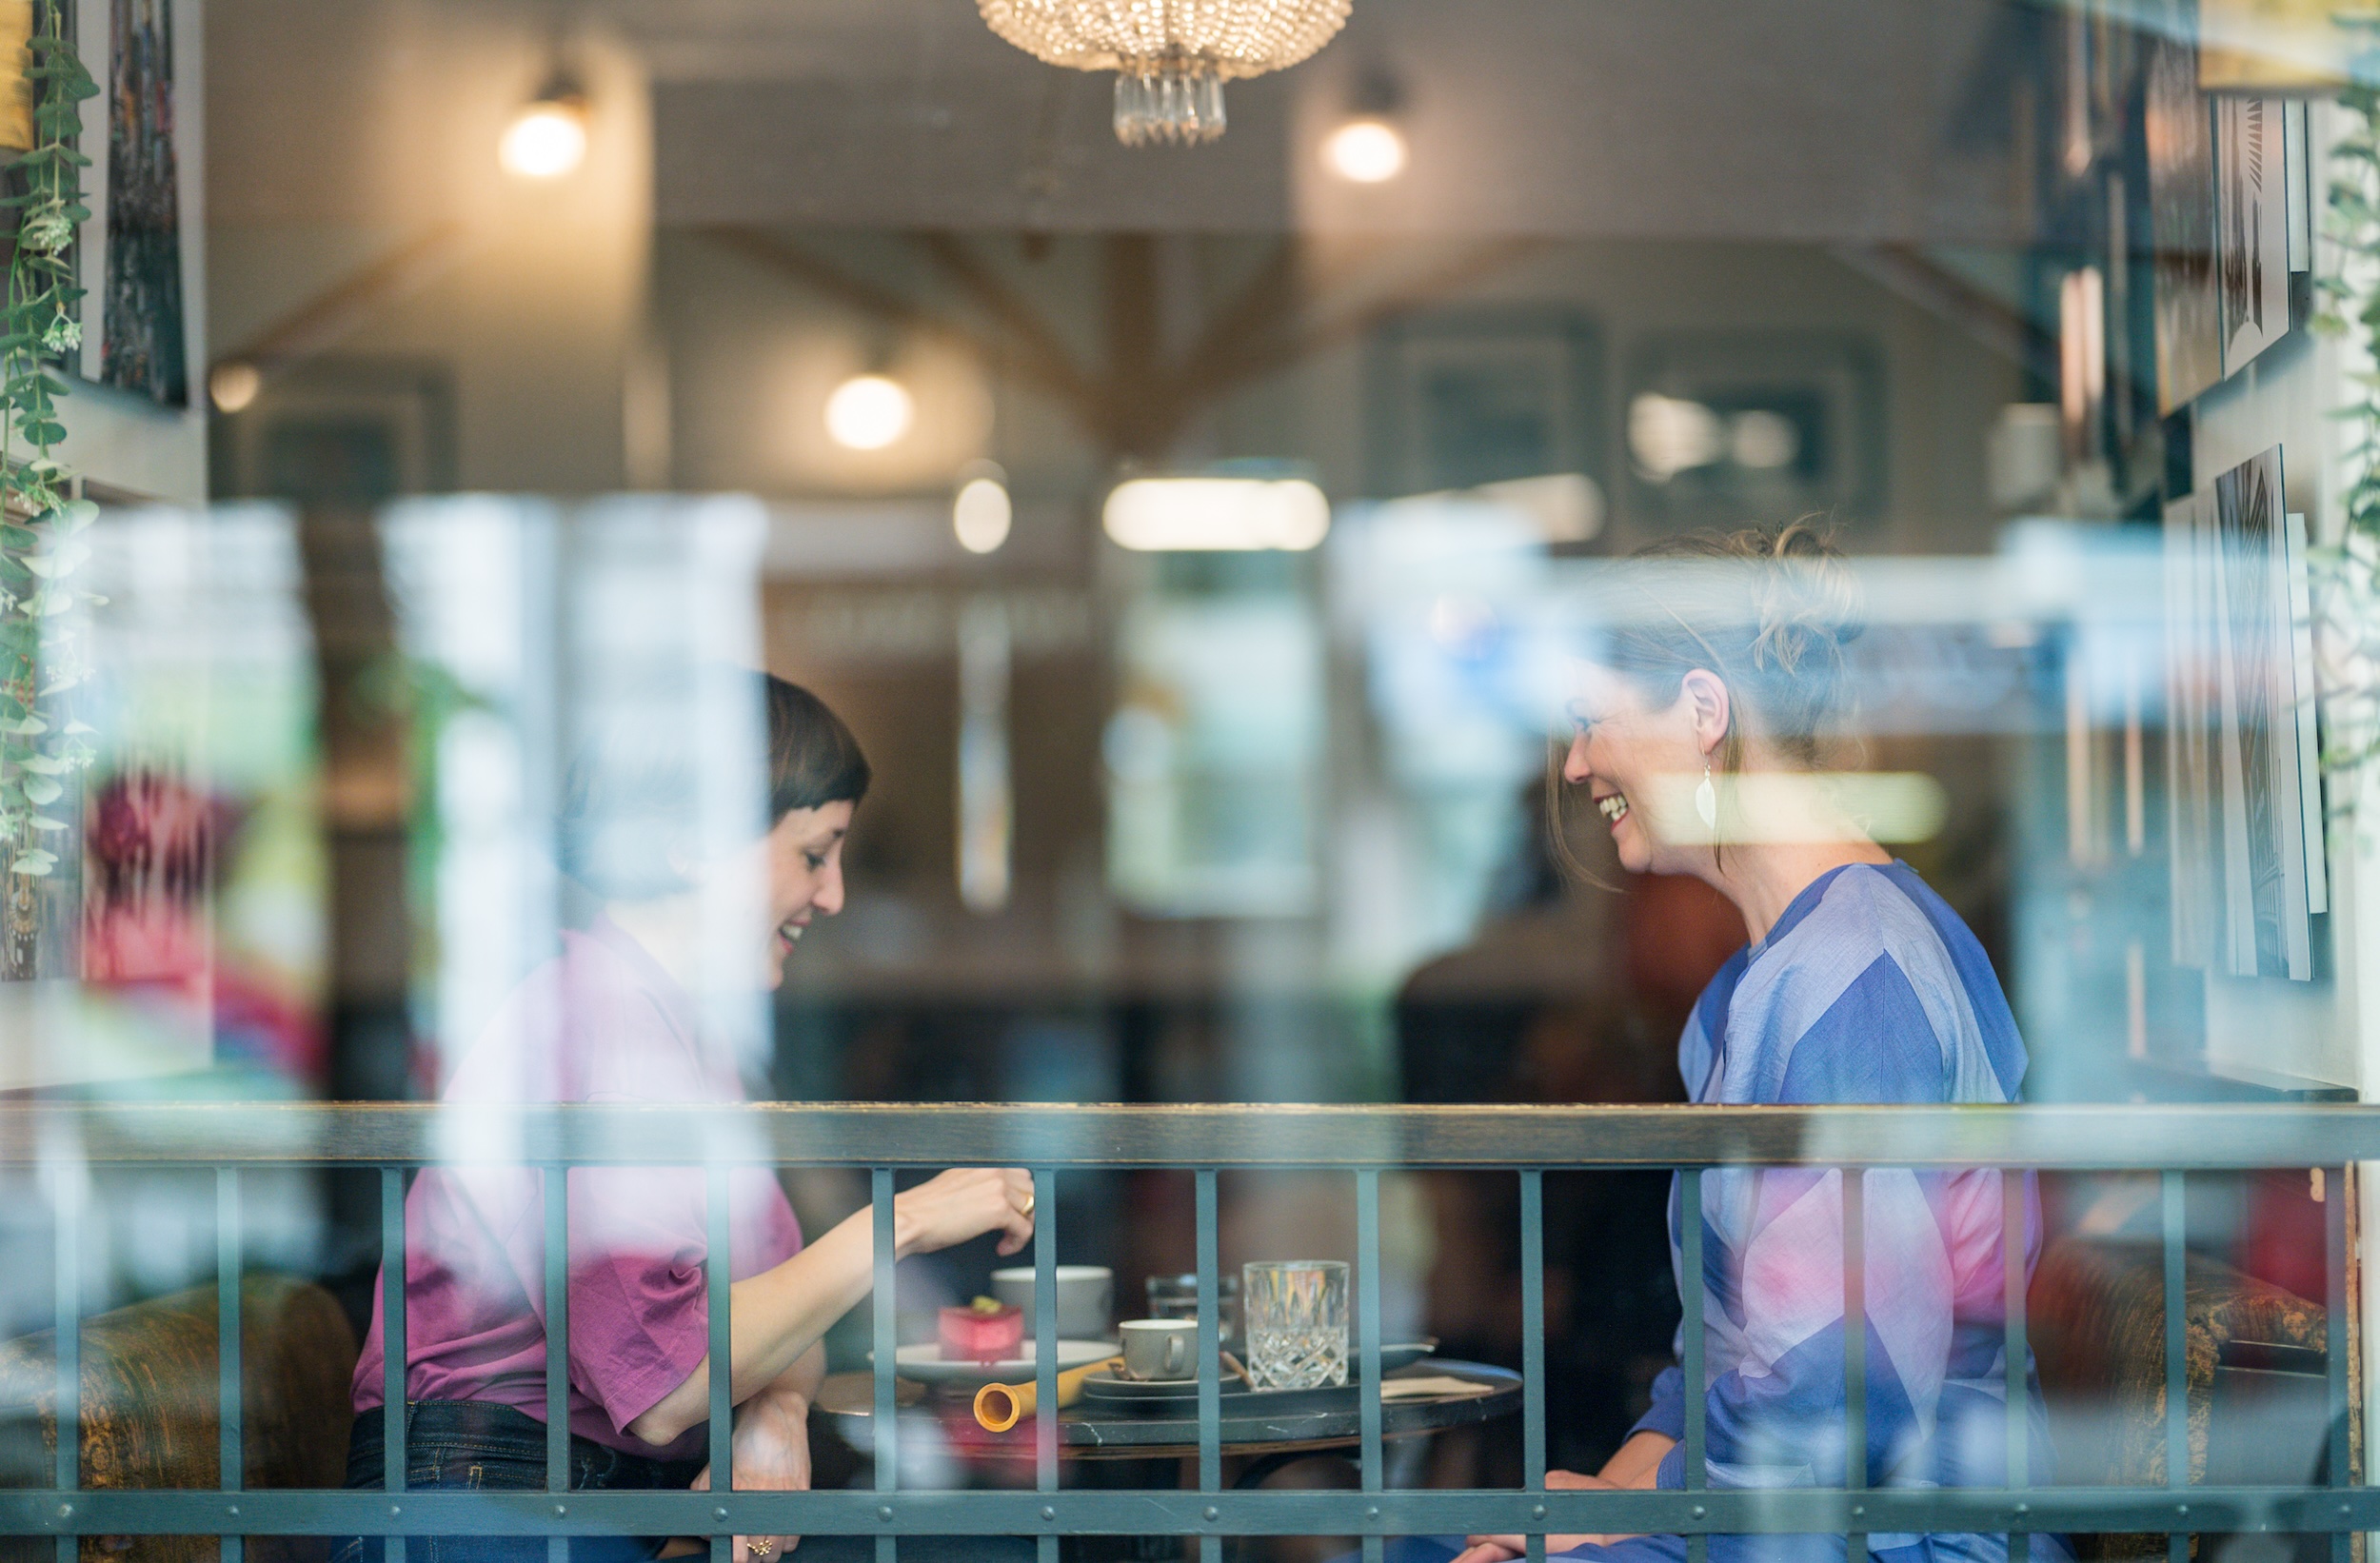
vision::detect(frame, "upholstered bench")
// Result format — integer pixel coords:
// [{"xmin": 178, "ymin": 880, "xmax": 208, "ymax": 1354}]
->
[
  {"xmin": 0, "ymin": 1274, "xmax": 358, "ymax": 1563},
  {"xmin": 2030, "ymin": 1237, "xmax": 2332, "ymax": 1562}
]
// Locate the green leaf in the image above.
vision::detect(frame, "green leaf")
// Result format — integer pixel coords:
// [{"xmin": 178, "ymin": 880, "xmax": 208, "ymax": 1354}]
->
[
  {"xmin": 17, "ymin": 776, "xmax": 56, "ymax": 805},
  {"xmin": 28, "ymin": 815, "xmax": 63, "ymax": 832},
  {"xmin": 10, "ymin": 850, "xmax": 55, "ymax": 876}
]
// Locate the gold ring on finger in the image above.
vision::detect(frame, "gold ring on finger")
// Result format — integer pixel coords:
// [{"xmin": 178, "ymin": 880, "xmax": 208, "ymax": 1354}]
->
[
  {"xmin": 750, "ymin": 1543, "xmax": 773, "ymax": 1557},
  {"xmin": 1021, "ymin": 1193, "xmax": 1036, "ymax": 1215}
]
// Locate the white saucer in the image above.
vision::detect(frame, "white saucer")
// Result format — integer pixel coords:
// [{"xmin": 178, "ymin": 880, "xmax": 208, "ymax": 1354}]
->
[{"xmin": 884, "ymin": 1338, "xmax": 1117, "ymax": 1389}]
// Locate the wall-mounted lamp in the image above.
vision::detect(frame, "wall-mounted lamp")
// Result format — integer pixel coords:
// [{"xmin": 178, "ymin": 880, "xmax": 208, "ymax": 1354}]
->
[
  {"xmin": 500, "ymin": 68, "xmax": 589, "ymax": 179},
  {"xmin": 1321, "ymin": 68, "xmax": 1406, "ymax": 183},
  {"xmin": 824, "ymin": 373, "xmax": 915, "ymax": 451},
  {"xmin": 1321, "ymin": 118, "xmax": 1405, "ymax": 183},
  {"xmin": 953, "ymin": 462, "xmax": 1013, "ymax": 554},
  {"xmin": 208, "ymin": 361, "xmax": 261, "ymax": 414}
]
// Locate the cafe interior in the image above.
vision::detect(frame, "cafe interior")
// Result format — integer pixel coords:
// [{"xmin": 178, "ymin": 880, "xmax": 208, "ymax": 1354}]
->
[{"xmin": 2, "ymin": 0, "xmax": 2377, "ymax": 1556}]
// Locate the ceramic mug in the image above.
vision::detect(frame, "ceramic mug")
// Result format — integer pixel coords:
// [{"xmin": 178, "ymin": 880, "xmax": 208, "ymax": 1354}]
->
[
  {"xmin": 990, "ymin": 1264, "xmax": 1116, "ymax": 1341},
  {"xmin": 1118, "ymin": 1317, "xmax": 1199, "ymax": 1381}
]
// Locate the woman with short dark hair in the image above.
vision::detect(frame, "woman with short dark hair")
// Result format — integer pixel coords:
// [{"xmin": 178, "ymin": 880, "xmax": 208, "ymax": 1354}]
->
[{"xmin": 338, "ymin": 669, "xmax": 1034, "ymax": 1563}]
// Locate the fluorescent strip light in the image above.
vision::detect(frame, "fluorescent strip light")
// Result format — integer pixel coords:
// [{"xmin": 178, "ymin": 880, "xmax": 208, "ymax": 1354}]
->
[{"xmin": 1102, "ymin": 478, "xmax": 1330, "ymax": 552}]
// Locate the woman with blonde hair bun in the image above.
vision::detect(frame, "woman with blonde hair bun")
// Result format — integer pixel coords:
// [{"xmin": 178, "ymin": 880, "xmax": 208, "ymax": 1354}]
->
[{"xmin": 1418, "ymin": 525, "xmax": 2068, "ymax": 1563}]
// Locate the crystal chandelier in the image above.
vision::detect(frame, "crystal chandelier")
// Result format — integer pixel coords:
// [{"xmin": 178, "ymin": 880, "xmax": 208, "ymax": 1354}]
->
[{"xmin": 977, "ymin": 0, "xmax": 1353, "ymax": 147}]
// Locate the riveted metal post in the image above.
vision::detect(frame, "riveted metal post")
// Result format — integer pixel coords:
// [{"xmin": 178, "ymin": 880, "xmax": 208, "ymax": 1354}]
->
[
  {"xmin": 2324, "ymin": 1165, "xmax": 2348, "ymax": 1563},
  {"xmin": 1196, "ymin": 1169, "xmax": 1220, "ymax": 1563},
  {"xmin": 218, "ymin": 1168, "xmax": 243, "ymax": 1563},
  {"xmin": 381, "ymin": 1167, "xmax": 407, "ymax": 1563},
  {"xmin": 2003, "ymin": 1170, "xmax": 2029, "ymax": 1563},
  {"xmin": 1844, "ymin": 1170, "xmax": 1867, "ymax": 1561},
  {"xmin": 2163, "ymin": 1170, "xmax": 2187, "ymax": 1563},
  {"xmin": 54, "ymin": 1168, "xmax": 77, "ymax": 1563},
  {"xmin": 1032, "ymin": 1169, "xmax": 1057, "ymax": 1563},
  {"xmin": 1358, "ymin": 1170, "xmax": 1383, "ymax": 1563},
  {"xmin": 707, "ymin": 1163, "xmax": 731, "ymax": 1563},
  {"xmin": 1682, "ymin": 1167, "xmax": 1707, "ymax": 1563},
  {"xmin": 545, "ymin": 1165, "xmax": 569, "ymax": 1563},
  {"xmin": 873, "ymin": 1170, "xmax": 896, "ymax": 1563},
  {"xmin": 1521, "ymin": 1170, "xmax": 1546, "ymax": 1563}
]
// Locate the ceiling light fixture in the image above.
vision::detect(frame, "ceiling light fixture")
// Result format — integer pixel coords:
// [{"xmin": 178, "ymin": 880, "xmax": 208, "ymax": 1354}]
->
[
  {"xmin": 824, "ymin": 374, "xmax": 915, "ymax": 451},
  {"xmin": 1321, "ymin": 116, "xmax": 1405, "ymax": 182},
  {"xmin": 976, "ymin": 0, "xmax": 1351, "ymax": 147},
  {"xmin": 500, "ymin": 68, "xmax": 589, "ymax": 179}
]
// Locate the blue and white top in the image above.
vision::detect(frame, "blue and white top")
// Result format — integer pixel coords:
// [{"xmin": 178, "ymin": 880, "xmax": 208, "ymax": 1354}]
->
[{"xmin": 1594, "ymin": 861, "xmax": 2064, "ymax": 1563}]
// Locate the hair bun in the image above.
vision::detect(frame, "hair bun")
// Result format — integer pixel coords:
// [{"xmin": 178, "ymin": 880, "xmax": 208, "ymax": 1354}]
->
[{"xmin": 1742, "ymin": 522, "xmax": 1863, "ymax": 675}]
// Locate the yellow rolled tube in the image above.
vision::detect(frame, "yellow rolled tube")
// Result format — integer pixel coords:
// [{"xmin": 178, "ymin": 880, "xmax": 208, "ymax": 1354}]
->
[{"xmin": 973, "ymin": 1355, "xmax": 1123, "ymax": 1432}]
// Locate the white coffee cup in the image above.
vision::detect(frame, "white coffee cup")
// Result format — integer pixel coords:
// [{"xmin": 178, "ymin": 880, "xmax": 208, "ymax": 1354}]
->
[{"xmin": 1118, "ymin": 1317, "xmax": 1199, "ymax": 1381}]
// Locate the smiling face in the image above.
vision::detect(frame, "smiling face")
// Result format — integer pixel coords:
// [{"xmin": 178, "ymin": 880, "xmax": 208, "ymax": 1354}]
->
[
  {"xmin": 759, "ymin": 799, "xmax": 853, "ymax": 988},
  {"xmin": 1560, "ymin": 662, "xmax": 1729, "ymax": 877}
]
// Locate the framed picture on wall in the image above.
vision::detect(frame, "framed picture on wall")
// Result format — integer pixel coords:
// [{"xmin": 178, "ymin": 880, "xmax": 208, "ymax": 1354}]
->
[
  {"xmin": 2167, "ymin": 445, "xmax": 2319, "ymax": 981},
  {"xmin": 1365, "ymin": 307, "xmax": 1604, "ymax": 501},
  {"xmin": 2147, "ymin": 5, "xmax": 2222, "ymax": 413},
  {"xmin": 95, "ymin": 0, "xmax": 185, "ymax": 406},
  {"xmin": 2214, "ymin": 94, "xmax": 2290, "ymax": 374},
  {"xmin": 213, "ymin": 357, "xmax": 459, "ymax": 505},
  {"xmin": 1620, "ymin": 330, "xmax": 1884, "ymax": 531}
]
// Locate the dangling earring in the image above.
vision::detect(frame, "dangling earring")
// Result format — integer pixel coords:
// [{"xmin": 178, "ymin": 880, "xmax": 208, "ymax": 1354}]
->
[{"xmin": 1695, "ymin": 760, "xmax": 1717, "ymax": 831}]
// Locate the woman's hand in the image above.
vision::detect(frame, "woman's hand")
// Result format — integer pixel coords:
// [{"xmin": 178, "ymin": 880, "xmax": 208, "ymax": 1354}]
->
[
  {"xmin": 689, "ymin": 1382, "xmax": 813, "ymax": 1562},
  {"xmin": 1453, "ymin": 1470, "xmax": 1638, "ymax": 1560},
  {"xmin": 891, "ymin": 1167, "xmax": 1035, "ymax": 1258}
]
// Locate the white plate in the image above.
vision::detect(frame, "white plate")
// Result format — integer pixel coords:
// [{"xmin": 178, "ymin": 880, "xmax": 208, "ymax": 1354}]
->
[{"xmin": 885, "ymin": 1339, "xmax": 1117, "ymax": 1389}]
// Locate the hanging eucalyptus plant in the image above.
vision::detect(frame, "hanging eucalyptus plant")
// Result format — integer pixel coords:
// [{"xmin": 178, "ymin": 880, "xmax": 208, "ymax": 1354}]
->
[{"xmin": 0, "ymin": 0, "xmax": 99, "ymax": 952}]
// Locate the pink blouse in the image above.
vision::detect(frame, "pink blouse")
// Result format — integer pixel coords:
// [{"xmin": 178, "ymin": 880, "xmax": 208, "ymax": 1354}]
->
[{"xmin": 351, "ymin": 917, "xmax": 803, "ymax": 1458}]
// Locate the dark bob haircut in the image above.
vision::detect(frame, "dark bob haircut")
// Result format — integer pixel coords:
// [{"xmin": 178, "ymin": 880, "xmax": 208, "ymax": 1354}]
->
[{"xmin": 558, "ymin": 667, "xmax": 870, "ymax": 900}]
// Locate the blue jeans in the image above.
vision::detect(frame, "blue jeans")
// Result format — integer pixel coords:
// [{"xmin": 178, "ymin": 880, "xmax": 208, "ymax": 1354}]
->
[{"xmin": 333, "ymin": 1399, "xmax": 1031, "ymax": 1563}]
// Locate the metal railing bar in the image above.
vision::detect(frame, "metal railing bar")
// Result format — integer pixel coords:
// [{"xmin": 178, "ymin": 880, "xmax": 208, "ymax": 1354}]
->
[
  {"xmin": 871, "ymin": 1169, "xmax": 895, "ymax": 1563},
  {"xmin": 381, "ymin": 1166, "xmax": 407, "ymax": 1563},
  {"xmin": 1844, "ymin": 1169, "xmax": 1867, "ymax": 1560},
  {"xmin": 1681, "ymin": 1166, "xmax": 1706, "ymax": 1563},
  {"xmin": 707, "ymin": 1162, "xmax": 732, "ymax": 1563},
  {"xmin": 545, "ymin": 1165, "xmax": 569, "ymax": 1563},
  {"xmin": 218, "ymin": 1166, "xmax": 243, "ymax": 1563},
  {"xmin": 2001, "ymin": 1170, "xmax": 2028, "ymax": 1563},
  {"xmin": 2323, "ymin": 1163, "xmax": 2348, "ymax": 1563},
  {"xmin": 1358, "ymin": 1169, "xmax": 1384, "ymax": 1563},
  {"xmin": 1032, "ymin": 1168, "xmax": 1057, "ymax": 1563},
  {"xmin": 53, "ymin": 1167, "xmax": 77, "ymax": 1563},
  {"xmin": 2162, "ymin": 1169, "xmax": 2187, "ymax": 1563},
  {"xmin": 1520, "ymin": 1169, "xmax": 1547, "ymax": 1563},
  {"xmin": 1195, "ymin": 1167, "xmax": 1220, "ymax": 1563},
  {"xmin": 30, "ymin": 1101, "xmax": 2380, "ymax": 1169},
  {"xmin": 13, "ymin": 1483, "xmax": 2376, "ymax": 1536}
]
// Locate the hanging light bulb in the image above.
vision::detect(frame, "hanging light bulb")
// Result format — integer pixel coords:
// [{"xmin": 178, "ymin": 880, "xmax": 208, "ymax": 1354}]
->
[
  {"xmin": 500, "ymin": 69, "xmax": 589, "ymax": 179},
  {"xmin": 824, "ymin": 374, "xmax": 916, "ymax": 451},
  {"xmin": 1321, "ymin": 117, "xmax": 1405, "ymax": 182},
  {"xmin": 1322, "ymin": 68, "xmax": 1408, "ymax": 183},
  {"xmin": 953, "ymin": 464, "xmax": 1013, "ymax": 554}
]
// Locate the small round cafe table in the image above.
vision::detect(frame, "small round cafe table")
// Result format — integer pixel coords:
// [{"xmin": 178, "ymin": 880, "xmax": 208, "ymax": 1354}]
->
[
  {"xmin": 815, "ymin": 1358, "xmax": 1521, "ymax": 1464},
  {"xmin": 817, "ymin": 1359, "xmax": 1520, "ymax": 1559}
]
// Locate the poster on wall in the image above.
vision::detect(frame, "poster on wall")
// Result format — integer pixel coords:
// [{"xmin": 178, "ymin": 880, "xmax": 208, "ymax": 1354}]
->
[
  {"xmin": 98, "ymin": 0, "xmax": 185, "ymax": 406},
  {"xmin": 2214, "ymin": 95, "xmax": 2291, "ymax": 374},
  {"xmin": 2148, "ymin": 15, "xmax": 2223, "ymax": 413}
]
